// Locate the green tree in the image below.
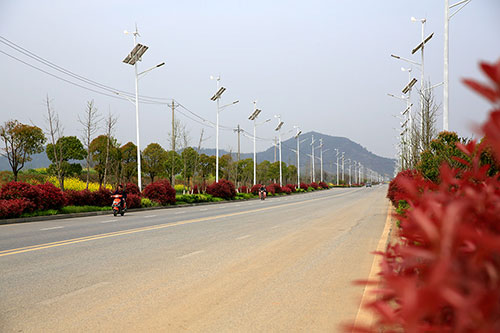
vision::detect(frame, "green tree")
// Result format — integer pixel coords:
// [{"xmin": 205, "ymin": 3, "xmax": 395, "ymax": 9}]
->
[
  {"xmin": 181, "ymin": 147, "xmax": 198, "ymax": 188},
  {"xmin": 142, "ymin": 143, "xmax": 167, "ymax": 183},
  {"xmin": 219, "ymin": 153, "xmax": 234, "ymax": 181},
  {"xmin": 417, "ymin": 131, "xmax": 469, "ymax": 182},
  {"xmin": 90, "ymin": 135, "xmax": 120, "ymax": 187},
  {"xmin": 257, "ymin": 160, "xmax": 271, "ymax": 184},
  {"xmin": 198, "ymin": 154, "xmax": 215, "ymax": 189},
  {"xmin": 237, "ymin": 158, "xmax": 253, "ymax": 186},
  {"xmin": 165, "ymin": 150, "xmax": 182, "ymax": 184},
  {"xmin": 287, "ymin": 164, "xmax": 297, "ymax": 184},
  {"xmin": 120, "ymin": 142, "xmax": 137, "ymax": 182},
  {"xmin": 0, "ymin": 120, "xmax": 46, "ymax": 181},
  {"xmin": 46, "ymin": 136, "xmax": 86, "ymax": 190}
]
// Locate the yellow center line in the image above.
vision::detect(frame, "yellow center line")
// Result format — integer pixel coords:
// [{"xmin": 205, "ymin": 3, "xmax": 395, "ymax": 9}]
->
[{"xmin": 0, "ymin": 191, "xmax": 356, "ymax": 257}]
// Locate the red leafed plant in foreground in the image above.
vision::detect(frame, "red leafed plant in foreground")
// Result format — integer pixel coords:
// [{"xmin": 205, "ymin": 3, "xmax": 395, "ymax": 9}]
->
[{"xmin": 349, "ymin": 59, "xmax": 500, "ymax": 332}]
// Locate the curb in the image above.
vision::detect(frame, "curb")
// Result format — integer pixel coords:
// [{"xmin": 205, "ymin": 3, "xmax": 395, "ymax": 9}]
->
[
  {"xmin": 353, "ymin": 202, "xmax": 393, "ymax": 329},
  {"xmin": 0, "ymin": 188, "xmax": 335, "ymax": 225}
]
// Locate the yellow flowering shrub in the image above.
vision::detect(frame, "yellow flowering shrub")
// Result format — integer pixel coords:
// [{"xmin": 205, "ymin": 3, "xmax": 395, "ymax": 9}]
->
[
  {"xmin": 174, "ymin": 184, "xmax": 188, "ymax": 192},
  {"xmin": 47, "ymin": 176, "xmax": 111, "ymax": 192}
]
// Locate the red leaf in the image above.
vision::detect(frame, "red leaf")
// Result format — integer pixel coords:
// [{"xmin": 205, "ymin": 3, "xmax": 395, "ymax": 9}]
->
[
  {"xmin": 463, "ymin": 79, "xmax": 498, "ymax": 103},
  {"xmin": 480, "ymin": 59, "xmax": 500, "ymax": 86}
]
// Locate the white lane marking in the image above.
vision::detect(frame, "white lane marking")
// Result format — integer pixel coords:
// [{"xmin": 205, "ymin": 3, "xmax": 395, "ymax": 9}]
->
[
  {"xmin": 199, "ymin": 208, "xmax": 208, "ymax": 211},
  {"xmin": 271, "ymin": 225, "xmax": 279, "ymax": 229},
  {"xmin": 144, "ymin": 215, "xmax": 157, "ymax": 218},
  {"xmin": 178, "ymin": 250, "xmax": 204, "ymax": 259},
  {"xmin": 236, "ymin": 234, "xmax": 252, "ymax": 240},
  {"xmin": 174, "ymin": 211, "xmax": 184, "ymax": 215},
  {"xmin": 100, "ymin": 220, "xmax": 117, "ymax": 224},
  {"xmin": 234, "ymin": 204, "xmax": 241, "ymax": 207},
  {"xmin": 39, "ymin": 282, "xmax": 111, "ymax": 305},
  {"xmin": 216, "ymin": 206, "xmax": 225, "ymax": 209},
  {"xmin": 40, "ymin": 226, "xmax": 63, "ymax": 231}
]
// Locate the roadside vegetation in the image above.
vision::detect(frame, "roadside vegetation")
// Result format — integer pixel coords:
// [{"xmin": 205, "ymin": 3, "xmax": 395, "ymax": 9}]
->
[{"xmin": 350, "ymin": 59, "xmax": 500, "ymax": 332}]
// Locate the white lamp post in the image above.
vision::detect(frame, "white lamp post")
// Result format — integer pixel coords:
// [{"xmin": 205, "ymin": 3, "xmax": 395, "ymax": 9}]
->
[
  {"xmin": 341, "ymin": 152, "xmax": 345, "ymax": 183},
  {"xmin": 335, "ymin": 148, "xmax": 339, "ymax": 185},
  {"xmin": 443, "ymin": 0, "xmax": 472, "ymax": 131},
  {"xmin": 122, "ymin": 26, "xmax": 164, "ymax": 191},
  {"xmin": 274, "ymin": 115, "xmax": 284, "ymax": 186},
  {"xmin": 294, "ymin": 127, "xmax": 302, "ymax": 186},
  {"xmin": 210, "ymin": 77, "xmax": 238, "ymax": 182},
  {"xmin": 249, "ymin": 104, "xmax": 270, "ymax": 185}
]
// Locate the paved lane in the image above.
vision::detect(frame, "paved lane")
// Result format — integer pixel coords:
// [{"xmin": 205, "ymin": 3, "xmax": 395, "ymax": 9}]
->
[{"xmin": 0, "ymin": 186, "xmax": 388, "ymax": 332}]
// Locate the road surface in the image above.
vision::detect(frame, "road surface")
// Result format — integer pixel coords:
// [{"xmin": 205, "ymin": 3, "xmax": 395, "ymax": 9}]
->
[{"xmin": 0, "ymin": 185, "xmax": 388, "ymax": 332}]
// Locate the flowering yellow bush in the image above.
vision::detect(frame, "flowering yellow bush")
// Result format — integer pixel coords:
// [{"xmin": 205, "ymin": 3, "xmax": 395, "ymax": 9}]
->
[
  {"xmin": 47, "ymin": 176, "xmax": 111, "ymax": 192},
  {"xmin": 174, "ymin": 184, "xmax": 188, "ymax": 192}
]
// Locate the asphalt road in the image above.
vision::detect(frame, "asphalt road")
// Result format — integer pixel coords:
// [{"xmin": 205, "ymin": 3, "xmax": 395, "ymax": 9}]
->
[{"xmin": 0, "ymin": 185, "xmax": 389, "ymax": 332}]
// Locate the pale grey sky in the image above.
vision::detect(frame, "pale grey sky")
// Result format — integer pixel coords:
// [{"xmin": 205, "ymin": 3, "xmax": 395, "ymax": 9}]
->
[{"xmin": 1, "ymin": 0, "xmax": 499, "ymax": 159}]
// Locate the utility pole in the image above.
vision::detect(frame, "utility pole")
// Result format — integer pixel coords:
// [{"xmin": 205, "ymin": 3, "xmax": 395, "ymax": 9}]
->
[{"xmin": 171, "ymin": 100, "xmax": 178, "ymax": 186}]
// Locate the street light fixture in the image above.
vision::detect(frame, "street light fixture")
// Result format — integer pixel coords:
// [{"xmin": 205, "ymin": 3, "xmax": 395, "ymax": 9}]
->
[{"xmin": 122, "ymin": 26, "xmax": 164, "ymax": 191}]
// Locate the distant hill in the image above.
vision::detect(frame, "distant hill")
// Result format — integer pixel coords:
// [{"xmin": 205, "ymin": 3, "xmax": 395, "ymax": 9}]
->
[
  {"xmin": 0, "ymin": 152, "xmax": 51, "ymax": 171},
  {"xmin": 1, "ymin": 131, "xmax": 396, "ymax": 177},
  {"xmin": 199, "ymin": 131, "xmax": 395, "ymax": 177}
]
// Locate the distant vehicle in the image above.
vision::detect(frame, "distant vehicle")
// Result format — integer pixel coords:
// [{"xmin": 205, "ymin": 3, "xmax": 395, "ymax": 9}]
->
[{"xmin": 366, "ymin": 183, "xmax": 372, "ymax": 187}]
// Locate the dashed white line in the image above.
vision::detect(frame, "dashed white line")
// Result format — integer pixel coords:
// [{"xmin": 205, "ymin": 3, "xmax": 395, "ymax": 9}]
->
[
  {"xmin": 40, "ymin": 226, "xmax": 63, "ymax": 231},
  {"xmin": 39, "ymin": 282, "xmax": 111, "ymax": 305},
  {"xmin": 271, "ymin": 225, "xmax": 279, "ymax": 229},
  {"xmin": 236, "ymin": 234, "xmax": 252, "ymax": 240},
  {"xmin": 143, "ymin": 215, "xmax": 157, "ymax": 218},
  {"xmin": 199, "ymin": 208, "xmax": 208, "ymax": 211},
  {"xmin": 178, "ymin": 250, "xmax": 204, "ymax": 259},
  {"xmin": 174, "ymin": 211, "xmax": 184, "ymax": 215},
  {"xmin": 100, "ymin": 220, "xmax": 117, "ymax": 224}
]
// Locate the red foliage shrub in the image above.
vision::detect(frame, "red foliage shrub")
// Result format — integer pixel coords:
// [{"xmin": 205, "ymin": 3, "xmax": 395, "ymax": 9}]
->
[
  {"xmin": 309, "ymin": 182, "xmax": 319, "ymax": 189},
  {"xmin": 250, "ymin": 184, "xmax": 262, "ymax": 195},
  {"xmin": 386, "ymin": 169, "xmax": 434, "ymax": 207},
  {"xmin": 206, "ymin": 179, "xmax": 236, "ymax": 199},
  {"xmin": 238, "ymin": 185, "xmax": 248, "ymax": 193},
  {"xmin": 36, "ymin": 183, "xmax": 66, "ymax": 210},
  {"xmin": 64, "ymin": 189, "xmax": 92, "ymax": 206},
  {"xmin": 319, "ymin": 181, "xmax": 329, "ymax": 189},
  {"xmin": 126, "ymin": 194, "xmax": 141, "ymax": 209},
  {"xmin": 299, "ymin": 182, "xmax": 308, "ymax": 190},
  {"xmin": 281, "ymin": 186, "xmax": 291, "ymax": 195},
  {"xmin": 266, "ymin": 183, "xmax": 281, "ymax": 195},
  {"xmin": 0, "ymin": 181, "xmax": 41, "ymax": 212},
  {"xmin": 91, "ymin": 188, "xmax": 113, "ymax": 207},
  {"xmin": 192, "ymin": 185, "xmax": 199, "ymax": 194},
  {"xmin": 352, "ymin": 59, "xmax": 500, "ymax": 333},
  {"xmin": 0, "ymin": 199, "xmax": 29, "ymax": 218},
  {"xmin": 125, "ymin": 182, "xmax": 141, "ymax": 196},
  {"xmin": 143, "ymin": 180, "xmax": 176, "ymax": 205}
]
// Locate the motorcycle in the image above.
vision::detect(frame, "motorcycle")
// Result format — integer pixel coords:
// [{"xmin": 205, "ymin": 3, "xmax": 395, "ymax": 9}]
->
[
  {"xmin": 111, "ymin": 194, "xmax": 126, "ymax": 216},
  {"xmin": 259, "ymin": 190, "xmax": 267, "ymax": 200}
]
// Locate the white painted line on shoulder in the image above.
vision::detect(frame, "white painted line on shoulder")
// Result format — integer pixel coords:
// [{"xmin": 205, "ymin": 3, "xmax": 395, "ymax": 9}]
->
[
  {"xmin": 178, "ymin": 250, "xmax": 204, "ymax": 259},
  {"xmin": 100, "ymin": 220, "xmax": 117, "ymax": 224},
  {"xmin": 40, "ymin": 226, "xmax": 64, "ymax": 231},
  {"xmin": 236, "ymin": 234, "xmax": 252, "ymax": 240}
]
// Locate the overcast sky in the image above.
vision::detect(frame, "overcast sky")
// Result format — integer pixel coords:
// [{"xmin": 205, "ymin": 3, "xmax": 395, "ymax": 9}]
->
[{"xmin": 1, "ymin": 0, "xmax": 499, "ymax": 159}]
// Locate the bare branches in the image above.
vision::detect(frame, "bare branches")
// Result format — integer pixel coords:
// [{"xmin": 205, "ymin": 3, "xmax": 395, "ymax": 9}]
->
[{"xmin": 78, "ymin": 100, "xmax": 101, "ymax": 189}]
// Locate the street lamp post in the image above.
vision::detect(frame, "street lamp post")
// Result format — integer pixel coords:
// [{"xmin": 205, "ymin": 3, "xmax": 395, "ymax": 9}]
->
[
  {"xmin": 341, "ymin": 152, "xmax": 345, "ymax": 183},
  {"xmin": 122, "ymin": 26, "xmax": 164, "ymax": 191},
  {"xmin": 274, "ymin": 115, "xmax": 284, "ymax": 186},
  {"xmin": 311, "ymin": 136, "xmax": 316, "ymax": 183},
  {"xmin": 294, "ymin": 127, "xmax": 302, "ymax": 186},
  {"xmin": 249, "ymin": 103, "xmax": 263, "ymax": 185},
  {"xmin": 335, "ymin": 148, "xmax": 339, "ymax": 185},
  {"xmin": 210, "ymin": 78, "xmax": 237, "ymax": 182}
]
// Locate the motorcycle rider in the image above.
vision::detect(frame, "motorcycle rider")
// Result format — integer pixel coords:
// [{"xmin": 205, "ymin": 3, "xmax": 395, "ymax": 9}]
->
[
  {"xmin": 113, "ymin": 184, "xmax": 127, "ymax": 210},
  {"xmin": 259, "ymin": 184, "xmax": 267, "ymax": 199}
]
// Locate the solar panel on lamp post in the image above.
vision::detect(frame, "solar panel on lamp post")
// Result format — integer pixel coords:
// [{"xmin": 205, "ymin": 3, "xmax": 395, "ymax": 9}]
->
[{"xmin": 122, "ymin": 27, "xmax": 164, "ymax": 191}]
